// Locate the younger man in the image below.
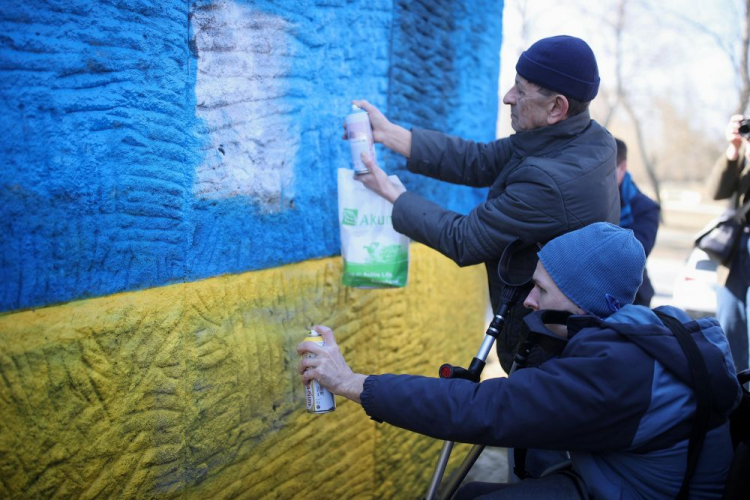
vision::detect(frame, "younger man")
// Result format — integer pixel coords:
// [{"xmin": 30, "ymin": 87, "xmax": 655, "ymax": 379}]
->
[{"xmin": 298, "ymin": 223, "xmax": 740, "ymax": 499}]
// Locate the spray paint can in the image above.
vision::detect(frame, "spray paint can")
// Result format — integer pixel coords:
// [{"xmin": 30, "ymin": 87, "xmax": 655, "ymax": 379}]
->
[
  {"xmin": 345, "ymin": 104, "xmax": 375, "ymax": 175},
  {"xmin": 304, "ymin": 330, "xmax": 336, "ymax": 414}
]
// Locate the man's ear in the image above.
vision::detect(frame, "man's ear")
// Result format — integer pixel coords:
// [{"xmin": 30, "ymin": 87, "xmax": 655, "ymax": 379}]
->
[{"xmin": 546, "ymin": 95, "xmax": 569, "ymax": 125}]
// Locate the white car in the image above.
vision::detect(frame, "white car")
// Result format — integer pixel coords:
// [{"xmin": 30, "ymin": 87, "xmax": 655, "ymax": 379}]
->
[{"xmin": 671, "ymin": 248, "xmax": 720, "ymax": 319}]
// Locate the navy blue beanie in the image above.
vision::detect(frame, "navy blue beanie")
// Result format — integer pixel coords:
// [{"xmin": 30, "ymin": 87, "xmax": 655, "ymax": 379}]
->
[
  {"xmin": 516, "ymin": 35, "xmax": 600, "ymax": 102},
  {"xmin": 538, "ymin": 223, "xmax": 645, "ymax": 318}
]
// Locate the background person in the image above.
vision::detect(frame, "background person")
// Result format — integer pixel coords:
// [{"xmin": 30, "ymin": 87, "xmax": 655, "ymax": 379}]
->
[
  {"xmin": 708, "ymin": 114, "xmax": 750, "ymax": 374},
  {"xmin": 614, "ymin": 137, "xmax": 660, "ymax": 306},
  {"xmin": 298, "ymin": 223, "xmax": 740, "ymax": 499},
  {"xmin": 350, "ymin": 35, "xmax": 620, "ymax": 373}
]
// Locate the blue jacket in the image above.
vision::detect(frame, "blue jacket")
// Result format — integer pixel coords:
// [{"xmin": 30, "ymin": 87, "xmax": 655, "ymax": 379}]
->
[
  {"xmin": 361, "ymin": 306, "xmax": 741, "ymax": 499},
  {"xmin": 619, "ymin": 174, "xmax": 659, "ymax": 257},
  {"xmin": 619, "ymin": 173, "xmax": 660, "ymax": 306}
]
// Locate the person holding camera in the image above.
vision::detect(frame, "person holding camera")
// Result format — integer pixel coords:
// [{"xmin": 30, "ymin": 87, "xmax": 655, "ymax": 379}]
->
[
  {"xmin": 349, "ymin": 35, "xmax": 620, "ymax": 374},
  {"xmin": 298, "ymin": 223, "xmax": 740, "ymax": 499},
  {"xmin": 709, "ymin": 114, "xmax": 750, "ymax": 373}
]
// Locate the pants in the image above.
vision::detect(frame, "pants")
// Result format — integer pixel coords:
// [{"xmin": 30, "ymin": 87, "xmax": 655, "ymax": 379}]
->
[
  {"xmin": 716, "ymin": 231, "xmax": 750, "ymax": 372},
  {"xmin": 454, "ymin": 472, "xmax": 586, "ymax": 500},
  {"xmin": 506, "ymin": 448, "xmax": 569, "ymax": 482}
]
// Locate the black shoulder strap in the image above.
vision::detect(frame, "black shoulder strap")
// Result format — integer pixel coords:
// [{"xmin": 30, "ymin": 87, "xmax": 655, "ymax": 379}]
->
[
  {"xmin": 513, "ymin": 448, "xmax": 528, "ymax": 480},
  {"xmin": 653, "ymin": 311, "xmax": 713, "ymax": 500},
  {"xmin": 511, "ymin": 310, "xmax": 573, "ymax": 480}
]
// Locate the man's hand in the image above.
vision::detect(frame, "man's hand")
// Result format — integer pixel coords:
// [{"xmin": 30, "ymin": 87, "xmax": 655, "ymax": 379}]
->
[
  {"xmin": 725, "ymin": 114, "xmax": 745, "ymax": 161},
  {"xmin": 342, "ymin": 100, "xmax": 412, "ymax": 158},
  {"xmin": 356, "ymin": 153, "xmax": 407, "ymax": 204},
  {"xmin": 297, "ymin": 325, "xmax": 367, "ymax": 404}
]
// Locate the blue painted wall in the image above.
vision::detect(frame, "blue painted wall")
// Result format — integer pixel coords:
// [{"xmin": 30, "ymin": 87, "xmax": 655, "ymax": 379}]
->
[{"xmin": 0, "ymin": 0, "xmax": 503, "ymax": 312}]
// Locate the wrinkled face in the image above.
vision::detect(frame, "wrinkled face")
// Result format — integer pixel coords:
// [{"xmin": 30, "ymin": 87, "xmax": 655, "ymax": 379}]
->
[
  {"xmin": 503, "ymin": 75, "xmax": 556, "ymax": 132},
  {"xmin": 523, "ymin": 261, "xmax": 585, "ymax": 317}
]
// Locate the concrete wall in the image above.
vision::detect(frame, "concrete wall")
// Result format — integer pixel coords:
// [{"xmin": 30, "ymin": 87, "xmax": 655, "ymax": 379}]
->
[{"xmin": 0, "ymin": 0, "xmax": 503, "ymax": 498}]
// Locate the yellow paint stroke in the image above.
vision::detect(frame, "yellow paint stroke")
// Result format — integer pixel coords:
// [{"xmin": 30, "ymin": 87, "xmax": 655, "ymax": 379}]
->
[{"xmin": 0, "ymin": 244, "xmax": 488, "ymax": 499}]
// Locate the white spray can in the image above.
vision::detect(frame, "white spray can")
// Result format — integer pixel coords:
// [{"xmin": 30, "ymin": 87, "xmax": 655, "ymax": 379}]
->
[
  {"xmin": 304, "ymin": 330, "xmax": 336, "ymax": 414},
  {"xmin": 345, "ymin": 104, "xmax": 376, "ymax": 175}
]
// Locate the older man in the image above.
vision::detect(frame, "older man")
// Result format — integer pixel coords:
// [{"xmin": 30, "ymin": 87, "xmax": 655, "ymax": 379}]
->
[
  {"xmin": 352, "ymin": 35, "xmax": 619, "ymax": 372},
  {"xmin": 298, "ymin": 223, "xmax": 740, "ymax": 499}
]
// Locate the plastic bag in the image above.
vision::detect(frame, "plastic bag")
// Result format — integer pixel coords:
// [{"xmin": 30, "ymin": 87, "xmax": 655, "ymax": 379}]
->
[{"xmin": 338, "ymin": 168, "xmax": 409, "ymax": 288}]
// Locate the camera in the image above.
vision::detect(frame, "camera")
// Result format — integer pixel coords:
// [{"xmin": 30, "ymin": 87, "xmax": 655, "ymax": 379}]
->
[{"xmin": 739, "ymin": 118, "xmax": 750, "ymax": 139}]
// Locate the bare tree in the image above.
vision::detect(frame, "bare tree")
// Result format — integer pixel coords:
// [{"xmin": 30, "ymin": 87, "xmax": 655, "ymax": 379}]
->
[
  {"xmin": 741, "ymin": 1, "xmax": 750, "ymax": 113},
  {"xmin": 657, "ymin": 0, "xmax": 750, "ymax": 115},
  {"xmin": 596, "ymin": 0, "xmax": 663, "ymax": 206},
  {"xmin": 656, "ymin": 98, "xmax": 724, "ymax": 182}
]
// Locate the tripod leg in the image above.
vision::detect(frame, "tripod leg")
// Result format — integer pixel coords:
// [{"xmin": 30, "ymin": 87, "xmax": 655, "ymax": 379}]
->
[
  {"xmin": 425, "ymin": 441, "xmax": 454, "ymax": 500},
  {"xmin": 437, "ymin": 444, "xmax": 486, "ymax": 500}
]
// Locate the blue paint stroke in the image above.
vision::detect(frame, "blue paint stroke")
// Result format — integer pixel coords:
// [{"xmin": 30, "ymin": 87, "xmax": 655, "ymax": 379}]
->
[{"xmin": 0, "ymin": 0, "xmax": 503, "ymax": 312}]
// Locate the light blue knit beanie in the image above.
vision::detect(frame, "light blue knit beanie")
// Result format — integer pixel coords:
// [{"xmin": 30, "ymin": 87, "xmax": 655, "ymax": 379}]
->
[{"xmin": 538, "ymin": 223, "xmax": 646, "ymax": 318}]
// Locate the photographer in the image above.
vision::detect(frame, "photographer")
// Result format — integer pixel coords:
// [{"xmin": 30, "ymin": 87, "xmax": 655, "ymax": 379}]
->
[
  {"xmin": 349, "ymin": 35, "xmax": 620, "ymax": 373},
  {"xmin": 709, "ymin": 114, "xmax": 750, "ymax": 373},
  {"xmin": 298, "ymin": 223, "xmax": 740, "ymax": 499}
]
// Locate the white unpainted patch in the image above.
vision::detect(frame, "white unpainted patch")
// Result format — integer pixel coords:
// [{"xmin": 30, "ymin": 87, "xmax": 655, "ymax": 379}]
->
[{"xmin": 192, "ymin": 2, "xmax": 298, "ymax": 211}]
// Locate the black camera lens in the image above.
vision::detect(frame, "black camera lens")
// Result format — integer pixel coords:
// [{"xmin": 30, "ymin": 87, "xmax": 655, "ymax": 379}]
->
[{"xmin": 739, "ymin": 119, "xmax": 750, "ymax": 139}]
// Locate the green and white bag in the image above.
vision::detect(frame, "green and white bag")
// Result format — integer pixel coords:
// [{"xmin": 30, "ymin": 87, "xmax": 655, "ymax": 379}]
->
[{"xmin": 338, "ymin": 168, "xmax": 409, "ymax": 288}]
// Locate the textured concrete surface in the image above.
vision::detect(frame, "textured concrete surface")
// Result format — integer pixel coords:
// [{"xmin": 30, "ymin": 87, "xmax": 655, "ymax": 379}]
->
[
  {"xmin": 0, "ymin": 1, "xmax": 504, "ymax": 498},
  {"xmin": 0, "ymin": 0, "xmax": 502, "ymax": 312},
  {"xmin": 0, "ymin": 244, "xmax": 488, "ymax": 499}
]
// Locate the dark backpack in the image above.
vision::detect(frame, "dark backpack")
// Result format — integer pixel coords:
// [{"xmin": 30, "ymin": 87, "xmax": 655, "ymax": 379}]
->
[
  {"xmin": 651, "ymin": 312, "xmax": 750, "ymax": 500},
  {"xmin": 720, "ymin": 369, "xmax": 750, "ymax": 499},
  {"xmin": 512, "ymin": 309, "xmax": 750, "ymax": 497}
]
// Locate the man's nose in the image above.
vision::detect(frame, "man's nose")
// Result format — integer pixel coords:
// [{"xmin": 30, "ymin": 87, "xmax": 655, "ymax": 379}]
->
[
  {"xmin": 523, "ymin": 290, "xmax": 538, "ymax": 311},
  {"xmin": 502, "ymin": 87, "xmax": 516, "ymax": 105}
]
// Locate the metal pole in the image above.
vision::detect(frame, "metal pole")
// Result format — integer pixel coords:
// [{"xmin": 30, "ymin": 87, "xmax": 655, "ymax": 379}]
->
[
  {"xmin": 423, "ymin": 262, "xmax": 527, "ymax": 499},
  {"xmin": 438, "ymin": 444, "xmax": 486, "ymax": 500},
  {"xmin": 424, "ymin": 315, "xmax": 505, "ymax": 498},
  {"xmin": 425, "ymin": 440, "xmax": 455, "ymax": 500}
]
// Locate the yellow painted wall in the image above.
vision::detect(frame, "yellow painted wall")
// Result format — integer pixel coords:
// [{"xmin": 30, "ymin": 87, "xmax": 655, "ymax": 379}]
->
[{"xmin": 0, "ymin": 244, "xmax": 489, "ymax": 499}]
